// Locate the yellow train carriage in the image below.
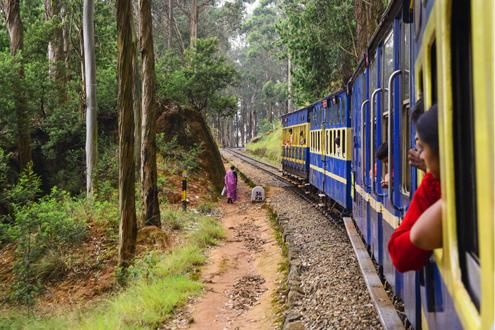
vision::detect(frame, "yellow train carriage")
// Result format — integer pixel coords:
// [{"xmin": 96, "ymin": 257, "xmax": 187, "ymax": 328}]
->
[{"xmin": 414, "ymin": 0, "xmax": 494, "ymax": 328}]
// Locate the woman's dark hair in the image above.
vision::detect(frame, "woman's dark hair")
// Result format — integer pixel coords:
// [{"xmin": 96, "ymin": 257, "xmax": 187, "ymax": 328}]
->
[
  {"xmin": 376, "ymin": 142, "xmax": 388, "ymax": 161},
  {"xmin": 416, "ymin": 104, "xmax": 439, "ymax": 155},
  {"xmin": 411, "ymin": 97, "xmax": 424, "ymax": 123},
  {"xmin": 230, "ymin": 165, "xmax": 235, "ymax": 170}
]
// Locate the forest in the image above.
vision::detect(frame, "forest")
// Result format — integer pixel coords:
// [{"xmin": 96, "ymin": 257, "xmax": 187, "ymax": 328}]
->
[{"xmin": 0, "ymin": 0, "xmax": 387, "ymax": 328}]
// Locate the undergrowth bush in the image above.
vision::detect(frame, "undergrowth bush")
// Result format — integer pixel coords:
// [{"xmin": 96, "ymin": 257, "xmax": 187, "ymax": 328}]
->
[
  {"xmin": 156, "ymin": 135, "xmax": 203, "ymax": 174},
  {"xmin": 246, "ymin": 121, "xmax": 282, "ymax": 165},
  {"xmin": 161, "ymin": 208, "xmax": 195, "ymax": 230},
  {"xmin": 197, "ymin": 201, "xmax": 214, "ymax": 215},
  {"xmin": 1, "ymin": 166, "xmax": 87, "ymax": 305}
]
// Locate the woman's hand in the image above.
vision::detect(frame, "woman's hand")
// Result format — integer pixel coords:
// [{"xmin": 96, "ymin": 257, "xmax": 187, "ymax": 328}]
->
[{"xmin": 408, "ymin": 148, "xmax": 427, "ymax": 172}]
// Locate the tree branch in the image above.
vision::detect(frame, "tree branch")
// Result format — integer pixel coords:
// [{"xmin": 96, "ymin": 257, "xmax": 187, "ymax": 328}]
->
[
  {"xmin": 337, "ymin": 43, "xmax": 357, "ymax": 58},
  {"xmin": 346, "ymin": 19, "xmax": 358, "ymax": 59},
  {"xmin": 172, "ymin": 14, "xmax": 185, "ymax": 55},
  {"xmin": 174, "ymin": 0, "xmax": 191, "ymax": 18}
]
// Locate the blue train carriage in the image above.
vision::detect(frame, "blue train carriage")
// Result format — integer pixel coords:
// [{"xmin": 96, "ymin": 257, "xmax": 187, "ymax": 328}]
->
[
  {"xmin": 350, "ymin": 0, "xmax": 419, "ymax": 327},
  {"xmin": 281, "ymin": 107, "xmax": 311, "ymax": 181},
  {"xmin": 308, "ymin": 91, "xmax": 352, "ymax": 211},
  {"xmin": 412, "ymin": 0, "xmax": 494, "ymax": 329}
]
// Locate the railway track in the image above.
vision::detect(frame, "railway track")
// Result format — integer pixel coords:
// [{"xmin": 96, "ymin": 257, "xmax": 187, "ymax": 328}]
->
[
  {"xmin": 223, "ymin": 148, "xmax": 405, "ymax": 330},
  {"xmin": 224, "ymin": 148, "xmax": 347, "ymax": 231}
]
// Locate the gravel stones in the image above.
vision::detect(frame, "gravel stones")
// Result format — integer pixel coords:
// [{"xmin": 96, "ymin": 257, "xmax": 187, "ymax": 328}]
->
[
  {"xmin": 233, "ymin": 222, "xmax": 266, "ymax": 252},
  {"xmin": 226, "ymin": 275, "xmax": 267, "ymax": 311},
  {"xmin": 224, "ymin": 151, "xmax": 383, "ymax": 330}
]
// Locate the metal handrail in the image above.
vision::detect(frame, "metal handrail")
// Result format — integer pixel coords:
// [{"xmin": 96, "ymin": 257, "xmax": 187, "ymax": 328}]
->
[
  {"xmin": 387, "ymin": 69, "xmax": 404, "ymax": 211},
  {"xmin": 360, "ymin": 99, "xmax": 369, "ymax": 188},
  {"xmin": 371, "ymin": 88, "xmax": 387, "ymax": 197}
]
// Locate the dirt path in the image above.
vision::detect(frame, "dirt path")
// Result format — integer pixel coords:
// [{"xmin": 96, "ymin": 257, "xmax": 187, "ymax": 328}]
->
[{"xmin": 165, "ymin": 165, "xmax": 284, "ymax": 330}]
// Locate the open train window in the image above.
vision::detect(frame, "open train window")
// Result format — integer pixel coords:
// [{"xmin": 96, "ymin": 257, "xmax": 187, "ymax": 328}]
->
[
  {"xmin": 430, "ymin": 41, "xmax": 437, "ymax": 105},
  {"xmin": 342, "ymin": 129, "xmax": 346, "ymax": 157},
  {"xmin": 330, "ymin": 130, "xmax": 334, "ymax": 155},
  {"xmin": 451, "ymin": 0, "xmax": 480, "ymax": 309},
  {"xmin": 401, "ymin": 102, "xmax": 411, "ymax": 194},
  {"xmin": 401, "ymin": 21, "xmax": 411, "ymax": 194}
]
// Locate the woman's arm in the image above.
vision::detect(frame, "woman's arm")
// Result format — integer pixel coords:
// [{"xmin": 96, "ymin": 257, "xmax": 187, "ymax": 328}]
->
[{"xmin": 410, "ymin": 200, "xmax": 443, "ymax": 250}]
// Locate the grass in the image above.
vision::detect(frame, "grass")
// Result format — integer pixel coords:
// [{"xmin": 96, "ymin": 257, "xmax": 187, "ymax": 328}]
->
[
  {"xmin": 0, "ymin": 213, "xmax": 224, "ymax": 330},
  {"xmin": 246, "ymin": 121, "xmax": 282, "ymax": 166},
  {"xmin": 265, "ymin": 204, "xmax": 289, "ymax": 328}
]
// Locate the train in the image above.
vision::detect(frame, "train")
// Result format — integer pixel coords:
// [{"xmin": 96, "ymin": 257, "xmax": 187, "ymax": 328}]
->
[{"xmin": 281, "ymin": 1, "xmax": 494, "ymax": 329}]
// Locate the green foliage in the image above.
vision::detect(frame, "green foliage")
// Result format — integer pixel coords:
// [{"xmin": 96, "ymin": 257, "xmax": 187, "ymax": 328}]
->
[
  {"xmin": 246, "ymin": 121, "xmax": 282, "ymax": 165},
  {"xmin": 0, "ymin": 210, "xmax": 224, "ymax": 329},
  {"xmin": 277, "ymin": 0, "xmax": 357, "ymax": 105},
  {"xmin": 189, "ymin": 217, "xmax": 225, "ymax": 248},
  {"xmin": 95, "ymin": 141, "xmax": 119, "ymax": 199},
  {"xmin": 1, "ymin": 167, "xmax": 87, "ymax": 305},
  {"xmin": 197, "ymin": 201, "xmax": 215, "ymax": 215},
  {"xmin": 161, "ymin": 208, "xmax": 190, "ymax": 231},
  {"xmin": 156, "ymin": 38, "xmax": 239, "ymax": 115},
  {"xmin": 156, "ymin": 135, "xmax": 202, "ymax": 174},
  {"xmin": 0, "ymin": 148, "xmax": 11, "ymax": 214}
]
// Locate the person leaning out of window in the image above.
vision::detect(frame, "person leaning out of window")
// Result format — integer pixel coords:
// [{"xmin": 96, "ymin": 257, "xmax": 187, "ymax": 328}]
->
[{"xmin": 388, "ymin": 102, "xmax": 443, "ymax": 272}]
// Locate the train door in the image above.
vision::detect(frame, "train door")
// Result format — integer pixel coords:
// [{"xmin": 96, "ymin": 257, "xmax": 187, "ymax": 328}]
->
[
  {"xmin": 368, "ymin": 47, "xmax": 383, "ymax": 266},
  {"xmin": 392, "ymin": 16, "xmax": 422, "ymax": 330},
  {"xmin": 351, "ymin": 70, "xmax": 367, "ymax": 238}
]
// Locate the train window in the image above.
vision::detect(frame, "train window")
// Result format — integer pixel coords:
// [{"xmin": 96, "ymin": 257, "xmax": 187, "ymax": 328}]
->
[
  {"xmin": 402, "ymin": 22, "xmax": 410, "ymax": 101},
  {"xmin": 370, "ymin": 55, "xmax": 377, "ymax": 102},
  {"xmin": 430, "ymin": 41, "xmax": 437, "ymax": 105},
  {"xmin": 328, "ymin": 130, "xmax": 332, "ymax": 155},
  {"xmin": 451, "ymin": 0, "xmax": 480, "ymax": 309},
  {"xmin": 342, "ymin": 129, "xmax": 346, "ymax": 157},
  {"xmin": 326, "ymin": 131, "xmax": 329, "ymax": 155},
  {"xmin": 329, "ymin": 130, "xmax": 333, "ymax": 155},
  {"xmin": 383, "ymin": 30, "xmax": 394, "ymax": 116},
  {"xmin": 362, "ymin": 95, "xmax": 367, "ymax": 181},
  {"xmin": 317, "ymin": 131, "xmax": 321, "ymax": 152},
  {"xmin": 401, "ymin": 103, "xmax": 411, "ymax": 194}
]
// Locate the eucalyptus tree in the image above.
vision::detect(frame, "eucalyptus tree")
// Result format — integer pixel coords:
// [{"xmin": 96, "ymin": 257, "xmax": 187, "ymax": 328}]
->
[
  {"xmin": 1, "ymin": 0, "xmax": 31, "ymax": 170},
  {"xmin": 278, "ymin": 0, "xmax": 357, "ymax": 105},
  {"xmin": 234, "ymin": 0, "xmax": 287, "ymax": 140},
  {"xmin": 44, "ymin": 0, "xmax": 66, "ymax": 103},
  {"xmin": 83, "ymin": 0, "xmax": 97, "ymax": 197},
  {"xmin": 139, "ymin": 0, "xmax": 160, "ymax": 228},
  {"xmin": 116, "ymin": 0, "xmax": 137, "ymax": 268}
]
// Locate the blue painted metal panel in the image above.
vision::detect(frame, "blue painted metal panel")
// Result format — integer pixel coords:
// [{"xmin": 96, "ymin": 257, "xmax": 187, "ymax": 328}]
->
[{"xmin": 281, "ymin": 107, "xmax": 310, "ymax": 127}]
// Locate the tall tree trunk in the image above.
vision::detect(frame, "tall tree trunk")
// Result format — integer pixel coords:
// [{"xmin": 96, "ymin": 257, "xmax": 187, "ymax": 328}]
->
[
  {"xmin": 45, "ymin": 0, "xmax": 66, "ymax": 103},
  {"xmin": 79, "ymin": 25, "xmax": 86, "ymax": 119},
  {"xmin": 116, "ymin": 0, "xmax": 137, "ymax": 269},
  {"xmin": 83, "ymin": 0, "xmax": 97, "ymax": 198},
  {"xmin": 239, "ymin": 100, "xmax": 245, "ymax": 147},
  {"xmin": 62, "ymin": 4, "xmax": 70, "ymax": 80},
  {"xmin": 3, "ymin": 0, "xmax": 31, "ymax": 170},
  {"xmin": 250, "ymin": 94, "xmax": 257, "ymax": 139},
  {"xmin": 235, "ymin": 111, "xmax": 239, "ymax": 147},
  {"xmin": 167, "ymin": 0, "xmax": 172, "ymax": 49},
  {"xmin": 354, "ymin": 0, "xmax": 385, "ymax": 57},
  {"xmin": 287, "ymin": 54, "xmax": 293, "ymax": 113},
  {"xmin": 140, "ymin": 0, "xmax": 161, "ymax": 227},
  {"xmin": 190, "ymin": 0, "xmax": 197, "ymax": 48},
  {"xmin": 132, "ymin": 28, "xmax": 142, "ymax": 175}
]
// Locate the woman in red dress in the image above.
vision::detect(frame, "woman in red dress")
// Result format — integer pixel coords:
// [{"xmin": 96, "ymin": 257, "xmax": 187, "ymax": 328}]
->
[{"xmin": 388, "ymin": 105, "xmax": 443, "ymax": 272}]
